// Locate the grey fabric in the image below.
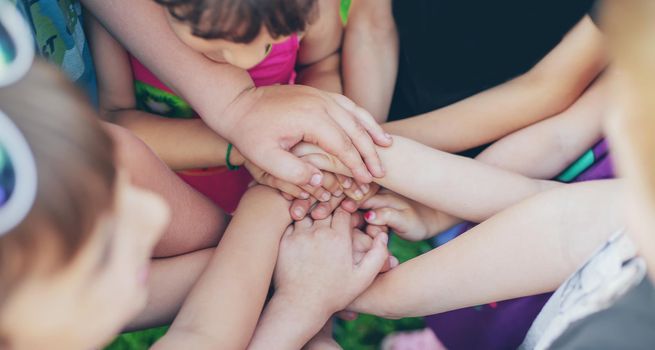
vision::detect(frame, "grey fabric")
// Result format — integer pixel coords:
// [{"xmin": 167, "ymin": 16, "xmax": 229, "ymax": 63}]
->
[{"xmin": 550, "ymin": 277, "xmax": 655, "ymax": 349}]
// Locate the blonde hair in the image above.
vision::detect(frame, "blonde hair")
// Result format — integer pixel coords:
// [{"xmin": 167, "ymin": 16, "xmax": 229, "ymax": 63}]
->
[{"xmin": 0, "ymin": 61, "xmax": 116, "ymax": 305}]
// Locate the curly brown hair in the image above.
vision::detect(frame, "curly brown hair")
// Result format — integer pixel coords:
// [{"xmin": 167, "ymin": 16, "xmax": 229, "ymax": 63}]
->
[{"xmin": 155, "ymin": 0, "xmax": 318, "ymax": 43}]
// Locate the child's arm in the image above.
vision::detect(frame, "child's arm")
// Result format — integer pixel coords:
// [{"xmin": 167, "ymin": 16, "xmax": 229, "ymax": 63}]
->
[
  {"xmin": 342, "ymin": 0, "xmax": 398, "ymax": 123},
  {"xmin": 296, "ymin": 0, "xmax": 344, "ymax": 93},
  {"xmin": 248, "ymin": 210, "xmax": 389, "ymax": 350},
  {"xmin": 86, "ymin": 14, "xmax": 234, "ymax": 171},
  {"xmin": 152, "ymin": 186, "xmax": 292, "ymax": 350},
  {"xmin": 475, "ymin": 76, "xmax": 607, "ymax": 180},
  {"xmin": 383, "ymin": 16, "xmax": 606, "ymax": 153},
  {"xmin": 347, "ymin": 78, "xmax": 607, "ymax": 239},
  {"xmin": 352, "ymin": 180, "xmax": 623, "ymax": 318},
  {"xmin": 295, "ymin": 135, "xmax": 559, "ymax": 223}
]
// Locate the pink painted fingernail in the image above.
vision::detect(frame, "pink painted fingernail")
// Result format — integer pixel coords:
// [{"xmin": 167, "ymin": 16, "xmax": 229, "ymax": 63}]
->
[
  {"xmin": 321, "ymin": 192, "xmax": 331, "ymax": 202},
  {"xmin": 360, "ymin": 183, "xmax": 370, "ymax": 194},
  {"xmin": 342, "ymin": 178, "xmax": 353, "ymax": 189},
  {"xmin": 389, "ymin": 256, "xmax": 399, "ymax": 268},
  {"xmin": 300, "ymin": 192, "xmax": 310, "ymax": 199},
  {"xmin": 334, "ymin": 189, "xmax": 343, "ymax": 197},
  {"xmin": 310, "ymin": 173, "xmax": 322, "ymax": 187},
  {"xmin": 294, "ymin": 207, "xmax": 305, "ymax": 218},
  {"xmin": 364, "ymin": 211, "xmax": 376, "ymax": 221}
]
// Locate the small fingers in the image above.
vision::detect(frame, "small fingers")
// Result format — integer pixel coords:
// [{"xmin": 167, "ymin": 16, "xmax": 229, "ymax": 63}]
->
[
  {"xmin": 302, "ymin": 184, "xmax": 332, "ymax": 203},
  {"xmin": 294, "ymin": 216, "xmax": 314, "ymax": 230},
  {"xmin": 365, "ymin": 224, "xmax": 389, "ymax": 238},
  {"xmin": 310, "ymin": 195, "xmax": 345, "ymax": 220},
  {"xmin": 330, "ymin": 93, "xmax": 393, "ymax": 148},
  {"xmin": 322, "ymin": 172, "xmax": 343, "ymax": 196},
  {"xmin": 352, "ymin": 229, "xmax": 374, "ymax": 254},
  {"xmin": 364, "ymin": 208, "xmax": 402, "ymax": 227},
  {"xmin": 268, "ymin": 175, "xmax": 310, "ymax": 199},
  {"xmin": 336, "ymin": 174, "xmax": 353, "ymax": 190},
  {"xmin": 290, "ymin": 198, "xmax": 315, "ymax": 221}
]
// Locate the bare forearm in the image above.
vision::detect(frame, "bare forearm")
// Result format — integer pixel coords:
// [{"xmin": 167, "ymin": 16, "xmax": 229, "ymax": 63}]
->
[
  {"xmin": 383, "ymin": 16, "xmax": 606, "ymax": 152},
  {"xmin": 248, "ymin": 295, "xmax": 328, "ymax": 350},
  {"xmin": 351, "ymin": 181, "xmax": 622, "ymax": 318},
  {"xmin": 342, "ymin": 0, "xmax": 398, "ymax": 123},
  {"xmin": 475, "ymin": 77, "xmax": 607, "ymax": 179},
  {"xmin": 297, "ymin": 53, "xmax": 343, "ymax": 94},
  {"xmin": 156, "ymin": 187, "xmax": 291, "ymax": 350},
  {"xmin": 316, "ymin": 136, "xmax": 557, "ymax": 222},
  {"xmin": 108, "ymin": 110, "xmax": 242, "ymax": 170}
]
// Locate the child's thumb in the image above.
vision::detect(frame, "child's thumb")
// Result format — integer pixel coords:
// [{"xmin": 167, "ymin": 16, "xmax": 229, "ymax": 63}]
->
[
  {"xmin": 259, "ymin": 148, "xmax": 324, "ymax": 186},
  {"xmin": 364, "ymin": 208, "xmax": 407, "ymax": 232},
  {"xmin": 355, "ymin": 233, "xmax": 389, "ymax": 285}
]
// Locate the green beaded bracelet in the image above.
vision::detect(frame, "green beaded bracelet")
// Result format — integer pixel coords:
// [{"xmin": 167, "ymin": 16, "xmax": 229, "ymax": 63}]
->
[{"xmin": 226, "ymin": 143, "xmax": 240, "ymax": 171}]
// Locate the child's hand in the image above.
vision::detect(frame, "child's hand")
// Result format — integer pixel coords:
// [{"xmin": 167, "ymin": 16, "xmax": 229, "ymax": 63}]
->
[
  {"xmin": 274, "ymin": 209, "xmax": 389, "ymax": 318},
  {"xmin": 245, "ymin": 160, "xmax": 343, "ymax": 202},
  {"xmin": 292, "ymin": 142, "xmax": 350, "ymax": 175},
  {"xmin": 289, "ymin": 180, "xmax": 377, "ymax": 221},
  {"xmin": 223, "ymin": 85, "xmax": 392, "ymax": 186},
  {"xmin": 359, "ymin": 190, "xmax": 453, "ymax": 242}
]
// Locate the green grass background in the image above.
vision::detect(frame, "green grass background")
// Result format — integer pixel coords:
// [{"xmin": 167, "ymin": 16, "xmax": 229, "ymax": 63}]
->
[{"xmin": 105, "ymin": 1, "xmax": 433, "ymax": 348}]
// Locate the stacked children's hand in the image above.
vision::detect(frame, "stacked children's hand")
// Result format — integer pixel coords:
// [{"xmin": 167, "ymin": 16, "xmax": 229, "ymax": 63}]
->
[
  {"xmin": 272, "ymin": 209, "xmax": 390, "ymax": 323},
  {"xmin": 290, "ymin": 142, "xmax": 460, "ymax": 241},
  {"xmin": 358, "ymin": 190, "xmax": 457, "ymax": 242},
  {"xmin": 234, "ymin": 144, "xmax": 370, "ymax": 220}
]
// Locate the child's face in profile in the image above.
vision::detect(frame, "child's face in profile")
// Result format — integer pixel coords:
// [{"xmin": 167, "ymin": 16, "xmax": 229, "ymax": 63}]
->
[
  {"xmin": 166, "ymin": 12, "xmax": 289, "ymax": 70},
  {"xmin": 0, "ymin": 172, "xmax": 170, "ymax": 350}
]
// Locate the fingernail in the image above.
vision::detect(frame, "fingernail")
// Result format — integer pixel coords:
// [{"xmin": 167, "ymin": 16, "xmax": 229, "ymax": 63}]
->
[
  {"xmin": 364, "ymin": 211, "xmax": 376, "ymax": 221},
  {"xmin": 380, "ymin": 234, "xmax": 388, "ymax": 245},
  {"xmin": 342, "ymin": 178, "xmax": 353, "ymax": 189},
  {"xmin": 360, "ymin": 183, "xmax": 370, "ymax": 194},
  {"xmin": 321, "ymin": 192, "xmax": 331, "ymax": 202},
  {"xmin": 353, "ymin": 190, "xmax": 363, "ymax": 200},
  {"xmin": 333, "ymin": 189, "xmax": 343, "ymax": 197},
  {"xmin": 300, "ymin": 192, "xmax": 310, "ymax": 199},
  {"xmin": 357, "ymin": 168, "xmax": 373, "ymax": 183},
  {"xmin": 384, "ymin": 133, "xmax": 392, "ymax": 141},
  {"xmin": 310, "ymin": 173, "xmax": 322, "ymax": 187},
  {"xmin": 389, "ymin": 256, "xmax": 399, "ymax": 268},
  {"xmin": 293, "ymin": 207, "xmax": 305, "ymax": 218}
]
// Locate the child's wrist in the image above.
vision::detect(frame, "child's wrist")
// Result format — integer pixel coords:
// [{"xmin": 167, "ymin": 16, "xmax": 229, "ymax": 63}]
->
[
  {"xmin": 240, "ymin": 186, "xmax": 292, "ymax": 222},
  {"xmin": 273, "ymin": 290, "xmax": 333, "ymax": 326},
  {"xmin": 226, "ymin": 144, "xmax": 246, "ymax": 168}
]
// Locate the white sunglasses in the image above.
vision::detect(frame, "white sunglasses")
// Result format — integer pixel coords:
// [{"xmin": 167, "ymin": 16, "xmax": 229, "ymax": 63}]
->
[{"xmin": 0, "ymin": 0, "xmax": 37, "ymax": 235}]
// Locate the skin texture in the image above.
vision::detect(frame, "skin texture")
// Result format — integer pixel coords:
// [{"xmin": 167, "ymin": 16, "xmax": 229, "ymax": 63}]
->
[
  {"xmin": 343, "ymin": 0, "xmax": 398, "ymax": 122},
  {"xmin": 103, "ymin": 123, "xmax": 227, "ymax": 258}
]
